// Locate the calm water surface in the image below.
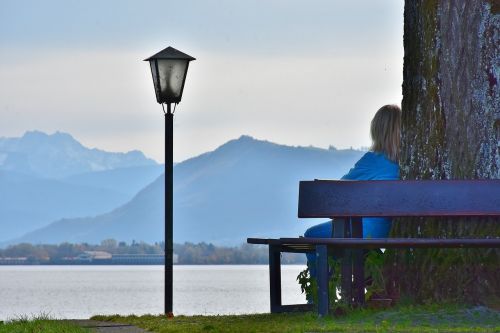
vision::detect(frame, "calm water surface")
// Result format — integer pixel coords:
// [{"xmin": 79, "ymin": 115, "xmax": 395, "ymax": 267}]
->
[{"xmin": 0, "ymin": 265, "xmax": 307, "ymax": 319}]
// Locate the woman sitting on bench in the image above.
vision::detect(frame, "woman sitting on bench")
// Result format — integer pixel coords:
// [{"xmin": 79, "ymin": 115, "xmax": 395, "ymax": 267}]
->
[{"xmin": 304, "ymin": 104, "xmax": 401, "ymax": 276}]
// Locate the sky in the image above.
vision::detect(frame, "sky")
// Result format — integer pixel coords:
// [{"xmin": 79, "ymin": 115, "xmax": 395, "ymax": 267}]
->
[{"xmin": 0, "ymin": 0, "xmax": 404, "ymax": 163}]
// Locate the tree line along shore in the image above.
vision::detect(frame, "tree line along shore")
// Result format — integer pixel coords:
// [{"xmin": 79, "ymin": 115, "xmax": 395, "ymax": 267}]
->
[{"xmin": 0, "ymin": 240, "xmax": 305, "ymax": 265}]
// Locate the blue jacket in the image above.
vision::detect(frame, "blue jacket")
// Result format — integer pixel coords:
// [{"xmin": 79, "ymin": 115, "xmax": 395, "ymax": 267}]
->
[{"xmin": 341, "ymin": 152, "xmax": 399, "ymax": 238}]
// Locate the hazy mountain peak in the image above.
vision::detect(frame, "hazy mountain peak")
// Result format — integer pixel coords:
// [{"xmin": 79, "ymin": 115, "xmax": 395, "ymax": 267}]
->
[
  {"xmin": 21, "ymin": 130, "xmax": 83, "ymax": 149},
  {"xmin": 125, "ymin": 149, "xmax": 148, "ymax": 159},
  {"xmin": 51, "ymin": 131, "xmax": 80, "ymax": 142},
  {"xmin": 0, "ymin": 130, "xmax": 156, "ymax": 179},
  {"xmin": 236, "ymin": 135, "xmax": 256, "ymax": 141},
  {"xmin": 22, "ymin": 130, "xmax": 48, "ymax": 138},
  {"xmin": 218, "ymin": 135, "xmax": 258, "ymax": 148},
  {"xmin": 23, "ymin": 130, "xmax": 74, "ymax": 140},
  {"xmin": 216, "ymin": 135, "xmax": 274, "ymax": 151}
]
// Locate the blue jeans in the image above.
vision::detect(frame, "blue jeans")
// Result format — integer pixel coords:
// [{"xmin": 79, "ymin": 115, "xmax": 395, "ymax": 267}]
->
[
  {"xmin": 304, "ymin": 221, "xmax": 333, "ymax": 277},
  {"xmin": 304, "ymin": 218, "xmax": 391, "ymax": 277}
]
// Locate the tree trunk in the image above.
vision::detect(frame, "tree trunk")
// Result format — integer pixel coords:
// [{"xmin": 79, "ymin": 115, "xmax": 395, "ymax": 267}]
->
[{"xmin": 389, "ymin": 0, "xmax": 500, "ymax": 303}]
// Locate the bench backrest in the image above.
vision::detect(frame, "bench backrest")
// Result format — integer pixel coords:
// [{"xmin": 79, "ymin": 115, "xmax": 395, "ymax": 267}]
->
[{"xmin": 298, "ymin": 180, "xmax": 500, "ymax": 218}]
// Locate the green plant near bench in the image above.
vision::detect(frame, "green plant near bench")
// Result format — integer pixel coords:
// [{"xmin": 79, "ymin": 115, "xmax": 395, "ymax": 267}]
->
[{"xmin": 297, "ymin": 250, "xmax": 388, "ymax": 309}]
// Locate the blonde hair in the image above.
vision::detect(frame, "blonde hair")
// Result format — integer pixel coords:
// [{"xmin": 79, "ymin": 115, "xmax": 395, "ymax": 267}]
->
[{"xmin": 370, "ymin": 104, "xmax": 401, "ymax": 162}]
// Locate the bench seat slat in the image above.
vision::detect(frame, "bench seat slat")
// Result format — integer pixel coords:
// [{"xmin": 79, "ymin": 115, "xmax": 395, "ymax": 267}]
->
[{"xmin": 248, "ymin": 237, "xmax": 500, "ymax": 248}]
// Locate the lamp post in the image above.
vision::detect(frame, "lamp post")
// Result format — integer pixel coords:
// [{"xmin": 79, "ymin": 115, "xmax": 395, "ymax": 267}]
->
[{"xmin": 144, "ymin": 46, "xmax": 195, "ymax": 315}]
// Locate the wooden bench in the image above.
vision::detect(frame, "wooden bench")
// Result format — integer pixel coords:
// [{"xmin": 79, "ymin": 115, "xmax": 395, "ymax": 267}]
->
[{"xmin": 247, "ymin": 180, "xmax": 500, "ymax": 316}]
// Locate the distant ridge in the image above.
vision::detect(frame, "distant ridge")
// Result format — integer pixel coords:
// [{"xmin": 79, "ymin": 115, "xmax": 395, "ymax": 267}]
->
[
  {"xmin": 11, "ymin": 135, "xmax": 365, "ymax": 245},
  {"xmin": 0, "ymin": 131, "xmax": 157, "ymax": 179},
  {"xmin": 0, "ymin": 131, "xmax": 163, "ymax": 242}
]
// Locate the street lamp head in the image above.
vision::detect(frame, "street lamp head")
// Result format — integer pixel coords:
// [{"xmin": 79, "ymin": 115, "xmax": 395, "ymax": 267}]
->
[{"xmin": 144, "ymin": 46, "xmax": 196, "ymax": 105}]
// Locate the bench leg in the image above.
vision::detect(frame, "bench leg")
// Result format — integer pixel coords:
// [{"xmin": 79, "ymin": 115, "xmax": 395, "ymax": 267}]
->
[
  {"xmin": 269, "ymin": 244, "xmax": 282, "ymax": 313},
  {"xmin": 351, "ymin": 217, "xmax": 365, "ymax": 306},
  {"xmin": 341, "ymin": 250, "xmax": 353, "ymax": 304},
  {"xmin": 316, "ymin": 244, "xmax": 329, "ymax": 316},
  {"xmin": 335, "ymin": 219, "xmax": 353, "ymax": 304}
]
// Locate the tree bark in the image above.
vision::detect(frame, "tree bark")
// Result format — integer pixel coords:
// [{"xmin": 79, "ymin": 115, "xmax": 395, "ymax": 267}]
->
[{"xmin": 389, "ymin": 0, "xmax": 500, "ymax": 303}]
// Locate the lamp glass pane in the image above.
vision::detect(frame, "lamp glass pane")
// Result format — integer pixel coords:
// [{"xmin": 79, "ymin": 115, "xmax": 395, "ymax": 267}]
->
[
  {"xmin": 157, "ymin": 59, "xmax": 188, "ymax": 101},
  {"xmin": 149, "ymin": 60, "xmax": 161, "ymax": 103}
]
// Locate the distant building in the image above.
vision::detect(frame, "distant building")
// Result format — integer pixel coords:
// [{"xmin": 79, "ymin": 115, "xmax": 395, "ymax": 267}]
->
[
  {"xmin": 110, "ymin": 254, "xmax": 164, "ymax": 265},
  {"xmin": 84, "ymin": 251, "xmax": 112, "ymax": 260},
  {"xmin": 0, "ymin": 257, "xmax": 28, "ymax": 265}
]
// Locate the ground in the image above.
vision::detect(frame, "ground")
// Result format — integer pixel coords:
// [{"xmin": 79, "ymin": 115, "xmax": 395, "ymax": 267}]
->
[
  {"xmin": 2, "ymin": 304, "xmax": 498, "ymax": 333},
  {"xmin": 90, "ymin": 303, "xmax": 500, "ymax": 333}
]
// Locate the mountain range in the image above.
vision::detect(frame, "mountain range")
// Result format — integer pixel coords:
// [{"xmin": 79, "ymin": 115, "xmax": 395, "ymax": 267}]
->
[
  {"xmin": 1, "ymin": 132, "xmax": 365, "ymax": 246},
  {"xmin": 0, "ymin": 130, "xmax": 157, "ymax": 178},
  {"xmin": 0, "ymin": 131, "xmax": 163, "ymax": 242}
]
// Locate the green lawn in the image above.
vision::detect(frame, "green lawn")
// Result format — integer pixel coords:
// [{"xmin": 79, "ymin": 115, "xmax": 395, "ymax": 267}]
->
[
  {"xmin": 0, "ymin": 317, "xmax": 88, "ymax": 333},
  {"xmin": 92, "ymin": 304, "xmax": 500, "ymax": 333}
]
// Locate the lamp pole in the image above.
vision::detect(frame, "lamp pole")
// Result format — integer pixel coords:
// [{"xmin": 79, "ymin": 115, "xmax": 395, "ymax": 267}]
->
[
  {"xmin": 144, "ymin": 46, "xmax": 195, "ymax": 315},
  {"xmin": 165, "ymin": 103, "xmax": 173, "ymax": 314}
]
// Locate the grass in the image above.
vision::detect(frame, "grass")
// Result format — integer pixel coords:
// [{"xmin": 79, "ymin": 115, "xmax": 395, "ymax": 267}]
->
[
  {"xmin": 91, "ymin": 303, "xmax": 500, "ymax": 333},
  {"xmin": 0, "ymin": 315, "xmax": 88, "ymax": 333}
]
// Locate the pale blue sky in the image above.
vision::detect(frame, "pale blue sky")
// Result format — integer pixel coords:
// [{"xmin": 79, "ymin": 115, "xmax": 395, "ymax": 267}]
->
[{"xmin": 0, "ymin": 0, "xmax": 404, "ymax": 162}]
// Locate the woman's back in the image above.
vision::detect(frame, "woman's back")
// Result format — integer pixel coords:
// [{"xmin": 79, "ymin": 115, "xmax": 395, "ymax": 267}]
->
[{"xmin": 341, "ymin": 151, "xmax": 399, "ymax": 181}]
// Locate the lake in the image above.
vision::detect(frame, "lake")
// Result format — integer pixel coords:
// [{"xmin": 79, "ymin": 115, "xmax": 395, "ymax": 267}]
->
[{"xmin": 0, "ymin": 265, "xmax": 307, "ymax": 320}]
